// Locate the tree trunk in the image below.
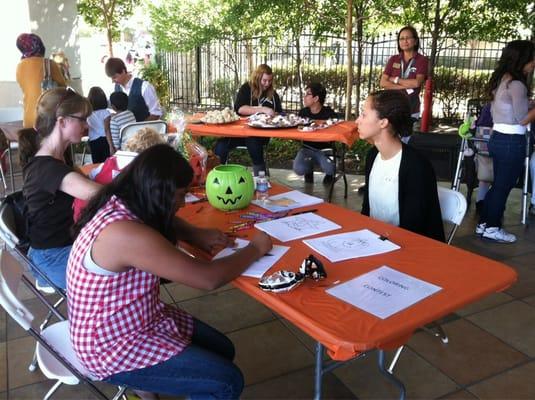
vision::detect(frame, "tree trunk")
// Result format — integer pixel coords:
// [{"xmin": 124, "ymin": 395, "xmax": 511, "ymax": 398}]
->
[
  {"xmin": 345, "ymin": 0, "xmax": 353, "ymax": 120},
  {"xmin": 428, "ymin": 0, "xmax": 441, "ymax": 79},
  {"xmin": 354, "ymin": 3, "xmax": 364, "ymax": 118},
  {"xmin": 295, "ymin": 32, "xmax": 304, "ymax": 106},
  {"xmin": 245, "ymin": 40, "xmax": 254, "ymax": 77},
  {"xmin": 107, "ymin": 27, "xmax": 114, "ymax": 57}
]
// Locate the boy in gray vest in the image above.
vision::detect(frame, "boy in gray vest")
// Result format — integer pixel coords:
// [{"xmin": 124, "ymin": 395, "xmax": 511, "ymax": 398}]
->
[{"xmin": 104, "ymin": 57, "xmax": 163, "ymax": 122}]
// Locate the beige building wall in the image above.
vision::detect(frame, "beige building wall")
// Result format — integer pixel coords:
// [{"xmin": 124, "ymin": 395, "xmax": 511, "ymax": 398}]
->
[{"xmin": 0, "ymin": 0, "xmax": 81, "ymax": 110}]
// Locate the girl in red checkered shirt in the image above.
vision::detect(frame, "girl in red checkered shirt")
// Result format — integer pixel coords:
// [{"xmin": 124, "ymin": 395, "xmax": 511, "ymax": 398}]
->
[{"xmin": 68, "ymin": 144, "xmax": 272, "ymax": 399}]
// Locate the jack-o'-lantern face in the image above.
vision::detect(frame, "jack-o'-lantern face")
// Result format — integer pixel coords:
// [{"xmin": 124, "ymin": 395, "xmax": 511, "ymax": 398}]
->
[{"xmin": 206, "ymin": 165, "xmax": 254, "ymax": 211}]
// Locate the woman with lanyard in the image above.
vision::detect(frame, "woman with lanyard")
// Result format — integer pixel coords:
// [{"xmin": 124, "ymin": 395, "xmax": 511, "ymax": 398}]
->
[
  {"xmin": 476, "ymin": 40, "xmax": 535, "ymax": 243},
  {"xmin": 214, "ymin": 64, "xmax": 282, "ymax": 176},
  {"xmin": 380, "ymin": 26, "xmax": 428, "ymax": 121}
]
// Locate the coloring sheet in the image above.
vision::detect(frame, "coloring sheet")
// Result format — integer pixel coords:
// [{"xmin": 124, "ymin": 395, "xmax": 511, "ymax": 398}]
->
[
  {"xmin": 255, "ymin": 212, "xmax": 341, "ymax": 242},
  {"xmin": 303, "ymin": 229, "xmax": 400, "ymax": 262},
  {"xmin": 213, "ymin": 238, "xmax": 290, "ymax": 278},
  {"xmin": 326, "ymin": 265, "xmax": 442, "ymax": 319},
  {"xmin": 251, "ymin": 190, "xmax": 323, "ymax": 212}
]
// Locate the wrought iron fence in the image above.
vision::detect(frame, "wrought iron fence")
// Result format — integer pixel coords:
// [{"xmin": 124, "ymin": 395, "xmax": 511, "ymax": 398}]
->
[{"xmin": 159, "ymin": 33, "xmax": 510, "ymax": 122}]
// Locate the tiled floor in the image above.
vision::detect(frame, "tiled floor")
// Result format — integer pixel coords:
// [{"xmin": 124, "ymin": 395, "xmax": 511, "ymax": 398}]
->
[{"xmin": 2, "ymin": 164, "xmax": 535, "ymax": 399}]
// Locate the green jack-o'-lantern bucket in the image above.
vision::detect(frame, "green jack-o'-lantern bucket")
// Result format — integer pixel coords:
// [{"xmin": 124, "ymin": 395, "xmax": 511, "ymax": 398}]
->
[{"xmin": 206, "ymin": 164, "xmax": 254, "ymax": 211}]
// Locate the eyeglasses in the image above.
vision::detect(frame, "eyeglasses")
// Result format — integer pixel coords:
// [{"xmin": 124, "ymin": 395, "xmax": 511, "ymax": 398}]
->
[
  {"xmin": 64, "ymin": 115, "xmax": 87, "ymax": 123},
  {"xmin": 399, "ymin": 36, "xmax": 415, "ymax": 41}
]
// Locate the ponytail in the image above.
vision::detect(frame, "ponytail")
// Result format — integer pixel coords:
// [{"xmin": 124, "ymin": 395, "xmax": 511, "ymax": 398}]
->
[{"xmin": 18, "ymin": 128, "xmax": 39, "ymax": 168}]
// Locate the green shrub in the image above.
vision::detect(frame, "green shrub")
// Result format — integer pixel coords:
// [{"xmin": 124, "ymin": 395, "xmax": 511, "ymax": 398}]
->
[
  {"xmin": 211, "ymin": 78, "xmax": 239, "ymax": 108},
  {"xmin": 433, "ymin": 67, "xmax": 491, "ymax": 121},
  {"xmin": 140, "ymin": 59, "xmax": 170, "ymax": 108}
]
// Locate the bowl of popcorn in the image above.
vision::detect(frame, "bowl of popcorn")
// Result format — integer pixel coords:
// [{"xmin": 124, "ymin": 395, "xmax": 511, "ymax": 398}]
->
[{"xmin": 200, "ymin": 108, "xmax": 241, "ymax": 124}]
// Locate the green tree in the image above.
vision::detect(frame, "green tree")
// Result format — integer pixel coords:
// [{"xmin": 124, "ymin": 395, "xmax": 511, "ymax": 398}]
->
[{"xmin": 78, "ymin": 0, "xmax": 141, "ymax": 57}]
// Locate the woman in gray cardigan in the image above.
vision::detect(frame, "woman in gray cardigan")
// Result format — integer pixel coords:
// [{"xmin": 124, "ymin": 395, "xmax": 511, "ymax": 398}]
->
[{"xmin": 476, "ymin": 40, "xmax": 535, "ymax": 243}]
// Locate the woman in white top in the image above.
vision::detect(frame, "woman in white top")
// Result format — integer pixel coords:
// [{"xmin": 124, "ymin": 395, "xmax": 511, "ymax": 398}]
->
[
  {"xmin": 359, "ymin": 90, "xmax": 444, "ymax": 242},
  {"xmin": 86, "ymin": 86, "xmax": 113, "ymax": 163},
  {"xmin": 476, "ymin": 40, "xmax": 535, "ymax": 243}
]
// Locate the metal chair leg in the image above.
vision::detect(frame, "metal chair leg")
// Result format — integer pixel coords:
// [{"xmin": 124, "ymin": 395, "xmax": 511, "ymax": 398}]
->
[
  {"xmin": 29, "ymin": 297, "xmax": 65, "ymax": 372},
  {"xmin": 43, "ymin": 380, "xmax": 63, "ymax": 400},
  {"xmin": 422, "ymin": 322, "xmax": 449, "ymax": 344},
  {"xmin": 388, "ymin": 345, "xmax": 405, "ymax": 373}
]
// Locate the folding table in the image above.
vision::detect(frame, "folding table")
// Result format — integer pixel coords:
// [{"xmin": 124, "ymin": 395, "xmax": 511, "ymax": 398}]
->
[
  {"xmin": 186, "ymin": 119, "xmax": 359, "ymax": 201},
  {"xmin": 178, "ymin": 184, "xmax": 517, "ymax": 399}
]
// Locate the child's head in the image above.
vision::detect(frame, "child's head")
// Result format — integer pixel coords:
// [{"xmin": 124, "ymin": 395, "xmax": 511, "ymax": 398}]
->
[
  {"xmin": 123, "ymin": 127, "xmax": 166, "ymax": 153},
  {"xmin": 110, "ymin": 92, "xmax": 129, "ymax": 112},
  {"xmin": 357, "ymin": 90, "xmax": 412, "ymax": 140},
  {"xmin": 87, "ymin": 87, "xmax": 108, "ymax": 111},
  {"xmin": 304, "ymin": 82, "xmax": 327, "ymax": 107}
]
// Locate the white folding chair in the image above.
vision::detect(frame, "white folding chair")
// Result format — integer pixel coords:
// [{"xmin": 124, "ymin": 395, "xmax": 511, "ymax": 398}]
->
[
  {"xmin": 437, "ymin": 186, "xmax": 468, "ymax": 245},
  {"xmin": 0, "ymin": 193, "xmax": 67, "ymax": 371},
  {"xmin": 0, "ymin": 250, "xmax": 127, "ymax": 400},
  {"xmin": 388, "ymin": 187, "xmax": 468, "ymax": 373},
  {"xmin": 118, "ymin": 120, "xmax": 167, "ymax": 149}
]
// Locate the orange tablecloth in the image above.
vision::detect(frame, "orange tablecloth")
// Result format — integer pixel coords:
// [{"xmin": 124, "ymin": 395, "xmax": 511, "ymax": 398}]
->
[
  {"xmin": 178, "ymin": 184, "xmax": 517, "ymax": 362},
  {"xmin": 187, "ymin": 119, "xmax": 360, "ymax": 147}
]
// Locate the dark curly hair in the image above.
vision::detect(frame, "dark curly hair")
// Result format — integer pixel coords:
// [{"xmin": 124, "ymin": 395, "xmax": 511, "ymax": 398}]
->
[{"xmin": 368, "ymin": 90, "xmax": 412, "ymax": 138}]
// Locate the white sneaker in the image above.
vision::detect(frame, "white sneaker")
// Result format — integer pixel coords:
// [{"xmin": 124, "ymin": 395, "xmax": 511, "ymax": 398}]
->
[
  {"xmin": 475, "ymin": 223, "xmax": 486, "ymax": 235},
  {"xmin": 482, "ymin": 227, "xmax": 517, "ymax": 243}
]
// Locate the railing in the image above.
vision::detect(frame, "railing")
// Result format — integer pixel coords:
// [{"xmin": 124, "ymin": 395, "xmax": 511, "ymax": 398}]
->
[{"xmin": 159, "ymin": 33, "xmax": 510, "ymax": 122}]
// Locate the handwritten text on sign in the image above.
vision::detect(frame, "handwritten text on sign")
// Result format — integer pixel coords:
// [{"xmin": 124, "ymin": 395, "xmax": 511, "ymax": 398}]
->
[{"xmin": 327, "ymin": 266, "xmax": 442, "ymax": 319}]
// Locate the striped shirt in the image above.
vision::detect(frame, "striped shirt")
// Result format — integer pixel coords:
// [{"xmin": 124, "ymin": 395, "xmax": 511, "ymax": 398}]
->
[
  {"xmin": 109, "ymin": 110, "xmax": 136, "ymax": 149},
  {"xmin": 67, "ymin": 196, "xmax": 193, "ymax": 380}
]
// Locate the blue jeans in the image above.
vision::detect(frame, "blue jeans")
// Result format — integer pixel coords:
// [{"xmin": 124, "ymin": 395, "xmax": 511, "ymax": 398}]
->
[
  {"xmin": 293, "ymin": 147, "xmax": 335, "ymax": 176},
  {"xmin": 480, "ymin": 132, "xmax": 526, "ymax": 227},
  {"xmin": 215, "ymin": 137, "xmax": 269, "ymax": 175},
  {"xmin": 104, "ymin": 318, "xmax": 243, "ymax": 399},
  {"xmin": 28, "ymin": 245, "xmax": 71, "ymax": 290}
]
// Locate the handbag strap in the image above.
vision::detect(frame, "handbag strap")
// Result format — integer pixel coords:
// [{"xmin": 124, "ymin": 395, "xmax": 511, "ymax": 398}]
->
[{"xmin": 43, "ymin": 58, "xmax": 51, "ymax": 80}]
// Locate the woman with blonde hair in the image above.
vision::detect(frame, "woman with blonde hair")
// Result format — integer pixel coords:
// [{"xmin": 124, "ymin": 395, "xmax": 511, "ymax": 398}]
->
[
  {"xmin": 20, "ymin": 87, "xmax": 101, "ymax": 290},
  {"xmin": 214, "ymin": 64, "xmax": 282, "ymax": 176}
]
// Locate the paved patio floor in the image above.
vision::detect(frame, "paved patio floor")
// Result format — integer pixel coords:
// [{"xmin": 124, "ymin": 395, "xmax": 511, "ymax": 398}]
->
[{"xmin": 2, "ymin": 165, "xmax": 535, "ymax": 399}]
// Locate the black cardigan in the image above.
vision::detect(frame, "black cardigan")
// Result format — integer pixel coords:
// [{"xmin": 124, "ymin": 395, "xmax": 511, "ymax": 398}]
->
[{"xmin": 361, "ymin": 143, "xmax": 445, "ymax": 242}]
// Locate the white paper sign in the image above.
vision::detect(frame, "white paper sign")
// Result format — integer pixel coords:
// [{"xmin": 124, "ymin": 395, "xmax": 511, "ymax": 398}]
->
[
  {"xmin": 303, "ymin": 229, "xmax": 400, "ymax": 262},
  {"xmin": 326, "ymin": 266, "xmax": 442, "ymax": 319},
  {"xmin": 255, "ymin": 213, "xmax": 341, "ymax": 242},
  {"xmin": 213, "ymin": 238, "xmax": 290, "ymax": 278}
]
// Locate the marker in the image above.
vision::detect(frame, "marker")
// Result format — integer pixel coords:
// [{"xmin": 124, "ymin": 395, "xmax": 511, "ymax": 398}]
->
[{"xmin": 291, "ymin": 209, "xmax": 318, "ymax": 216}]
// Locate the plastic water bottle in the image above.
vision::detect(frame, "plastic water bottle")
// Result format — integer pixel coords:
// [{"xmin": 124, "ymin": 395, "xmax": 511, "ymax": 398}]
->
[{"xmin": 256, "ymin": 171, "xmax": 269, "ymax": 204}]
